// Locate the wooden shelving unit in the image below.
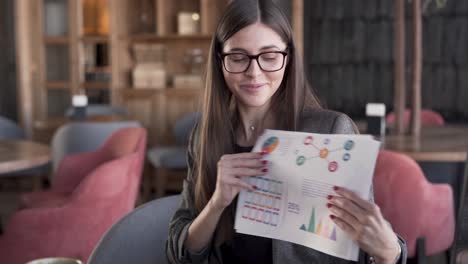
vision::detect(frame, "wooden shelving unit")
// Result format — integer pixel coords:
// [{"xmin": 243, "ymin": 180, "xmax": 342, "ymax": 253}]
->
[
  {"xmin": 15, "ymin": 0, "xmax": 304, "ymax": 143},
  {"xmin": 109, "ymin": 0, "xmax": 231, "ymax": 145}
]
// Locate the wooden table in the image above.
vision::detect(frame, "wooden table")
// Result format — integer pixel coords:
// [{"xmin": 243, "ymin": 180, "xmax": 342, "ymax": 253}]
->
[
  {"xmin": 0, "ymin": 140, "xmax": 51, "ymax": 175},
  {"xmin": 378, "ymin": 125, "xmax": 468, "ymax": 162},
  {"xmin": 356, "ymin": 122, "xmax": 468, "ymax": 162}
]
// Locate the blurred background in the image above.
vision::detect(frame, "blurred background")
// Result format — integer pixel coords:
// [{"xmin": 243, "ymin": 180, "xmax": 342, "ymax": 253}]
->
[{"xmin": 0, "ymin": 1, "xmax": 468, "ymax": 264}]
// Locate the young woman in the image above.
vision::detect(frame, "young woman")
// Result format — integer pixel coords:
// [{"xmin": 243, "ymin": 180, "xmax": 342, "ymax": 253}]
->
[{"xmin": 166, "ymin": 0, "xmax": 406, "ymax": 263}]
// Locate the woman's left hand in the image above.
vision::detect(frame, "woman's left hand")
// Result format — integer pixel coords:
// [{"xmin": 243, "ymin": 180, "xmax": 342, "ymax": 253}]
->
[{"xmin": 327, "ymin": 186, "xmax": 400, "ymax": 264}]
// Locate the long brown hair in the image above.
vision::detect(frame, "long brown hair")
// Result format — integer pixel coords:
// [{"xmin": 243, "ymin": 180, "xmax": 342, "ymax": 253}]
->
[{"xmin": 193, "ymin": 0, "xmax": 321, "ymax": 244}]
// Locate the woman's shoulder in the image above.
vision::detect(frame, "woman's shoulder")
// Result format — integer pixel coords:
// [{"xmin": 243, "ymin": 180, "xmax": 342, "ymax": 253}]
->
[{"xmin": 300, "ymin": 108, "xmax": 358, "ymax": 134}]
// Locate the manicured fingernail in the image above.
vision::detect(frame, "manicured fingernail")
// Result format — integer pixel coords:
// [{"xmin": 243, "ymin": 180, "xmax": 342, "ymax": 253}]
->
[
  {"xmin": 261, "ymin": 160, "xmax": 268, "ymax": 165},
  {"xmin": 333, "ymin": 186, "xmax": 340, "ymax": 191},
  {"xmin": 326, "ymin": 203, "xmax": 332, "ymax": 208},
  {"xmin": 252, "ymin": 185, "xmax": 257, "ymax": 190},
  {"xmin": 261, "ymin": 168, "xmax": 268, "ymax": 173},
  {"xmin": 330, "ymin": 215, "xmax": 336, "ymax": 220},
  {"xmin": 261, "ymin": 151, "xmax": 267, "ymax": 155},
  {"xmin": 327, "ymin": 195, "xmax": 333, "ymax": 200}
]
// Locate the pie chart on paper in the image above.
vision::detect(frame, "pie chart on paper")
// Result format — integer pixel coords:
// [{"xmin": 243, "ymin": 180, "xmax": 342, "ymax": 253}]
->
[{"xmin": 262, "ymin": 136, "xmax": 279, "ymax": 154}]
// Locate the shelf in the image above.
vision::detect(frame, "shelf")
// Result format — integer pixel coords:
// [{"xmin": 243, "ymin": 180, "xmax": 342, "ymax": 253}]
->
[
  {"xmin": 119, "ymin": 87, "xmax": 201, "ymax": 98},
  {"xmin": 81, "ymin": 82, "xmax": 110, "ymax": 90},
  {"xmin": 165, "ymin": 88, "xmax": 202, "ymax": 97},
  {"xmin": 127, "ymin": 33, "xmax": 213, "ymax": 42},
  {"xmin": 45, "ymin": 81, "xmax": 71, "ymax": 90},
  {"xmin": 80, "ymin": 35, "xmax": 109, "ymax": 43},
  {"xmin": 44, "ymin": 36, "xmax": 69, "ymax": 45}
]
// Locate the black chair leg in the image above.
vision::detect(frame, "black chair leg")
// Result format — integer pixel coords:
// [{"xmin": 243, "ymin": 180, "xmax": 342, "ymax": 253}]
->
[{"xmin": 416, "ymin": 237, "xmax": 426, "ymax": 264}]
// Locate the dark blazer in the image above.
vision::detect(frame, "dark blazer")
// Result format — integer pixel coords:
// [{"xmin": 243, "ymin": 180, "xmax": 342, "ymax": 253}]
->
[{"xmin": 166, "ymin": 109, "xmax": 407, "ymax": 264}]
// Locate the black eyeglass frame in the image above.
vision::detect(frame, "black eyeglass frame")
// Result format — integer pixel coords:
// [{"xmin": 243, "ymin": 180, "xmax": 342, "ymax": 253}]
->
[{"xmin": 219, "ymin": 50, "xmax": 289, "ymax": 74}]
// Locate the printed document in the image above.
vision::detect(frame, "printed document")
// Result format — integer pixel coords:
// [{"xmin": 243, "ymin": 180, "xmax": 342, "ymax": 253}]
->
[{"xmin": 234, "ymin": 129, "xmax": 381, "ymax": 261}]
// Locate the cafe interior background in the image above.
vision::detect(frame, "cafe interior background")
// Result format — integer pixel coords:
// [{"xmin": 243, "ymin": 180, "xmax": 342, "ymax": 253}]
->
[{"xmin": 0, "ymin": 0, "xmax": 467, "ymax": 263}]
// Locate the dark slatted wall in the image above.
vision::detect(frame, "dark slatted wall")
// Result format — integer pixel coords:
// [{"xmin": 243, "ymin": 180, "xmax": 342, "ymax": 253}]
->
[
  {"xmin": 304, "ymin": 0, "xmax": 468, "ymax": 122},
  {"xmin": 0, "ymin": 0, "xmax": 18, "ymax": 121}
]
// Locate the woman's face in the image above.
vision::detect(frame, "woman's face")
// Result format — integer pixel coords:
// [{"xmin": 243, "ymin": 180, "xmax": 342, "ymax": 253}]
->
[{"xmin": 222, "ymin": 22, "xmax": 288, "ymax": 109}]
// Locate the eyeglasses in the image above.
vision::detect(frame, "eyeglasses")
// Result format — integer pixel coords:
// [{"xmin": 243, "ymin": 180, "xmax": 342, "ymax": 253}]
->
[{"xmin": 220, "ymin": 50, "xmax": 288, "ymax": 74}]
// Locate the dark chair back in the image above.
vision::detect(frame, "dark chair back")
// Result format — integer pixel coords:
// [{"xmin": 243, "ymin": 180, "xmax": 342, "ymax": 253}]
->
[
  {"xmin": 88, "ymin": 195, "xmax": 180, "ymax": 264},
  {"xmin": 0, "ymin": 116, "xmax": 25, "ymax": 140}
]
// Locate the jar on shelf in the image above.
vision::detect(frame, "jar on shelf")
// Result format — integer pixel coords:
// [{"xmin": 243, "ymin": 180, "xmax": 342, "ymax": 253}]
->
[
  {"xmin": 183, "ymin": 48, "xmax": 205, "ymax": 75},
  {"xmin": 177, "ymin": 12, "xmax": 200, "ymax": 35},
  {"xmin": 173, "ymin": 48, "xmax": 205, "ymax": 89}
]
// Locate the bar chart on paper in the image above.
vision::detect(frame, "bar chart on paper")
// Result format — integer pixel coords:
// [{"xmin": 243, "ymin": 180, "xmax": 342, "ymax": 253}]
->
[
  {"xmin": 241, "ymin": 176, "xmax": 285, "ymax": 227},
  {"xmin": 300, "ymin": 207, "xmax": 337, "ymax": 241}
]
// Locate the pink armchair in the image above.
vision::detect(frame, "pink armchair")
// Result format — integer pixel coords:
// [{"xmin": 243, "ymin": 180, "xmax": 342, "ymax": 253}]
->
[
  {"xmin": 385, "ymin": 109, "xmax": 445, "ymax": 127},
  {"xmin": 373, "ymin": 150, "xmax": 455, "ymax": 261},
  {"xmin": 0, "ymin": 127, "xmax": 147, "ymax": 264}
]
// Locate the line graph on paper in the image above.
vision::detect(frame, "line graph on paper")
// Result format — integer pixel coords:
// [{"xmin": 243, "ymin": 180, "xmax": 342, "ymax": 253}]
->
[{"xmin": 241, "ymin": 176, "xmax": 285, "ymax": 227}]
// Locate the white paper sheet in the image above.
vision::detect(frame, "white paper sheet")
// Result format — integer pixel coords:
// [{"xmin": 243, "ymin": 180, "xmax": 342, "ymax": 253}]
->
[{"xmin": 234, "ymin": 129, "xmax": 381, "ymax": 261}]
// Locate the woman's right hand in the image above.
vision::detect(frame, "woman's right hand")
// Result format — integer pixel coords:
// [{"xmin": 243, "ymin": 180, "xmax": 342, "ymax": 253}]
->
[{"xmin": 210, "ymin": 152, "xmax": 268, "ymax": 211}]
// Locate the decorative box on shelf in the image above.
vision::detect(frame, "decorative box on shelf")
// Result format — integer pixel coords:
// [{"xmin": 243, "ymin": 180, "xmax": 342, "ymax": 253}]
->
[
  {"xmin": 132, "ymin": 43, "xmax": 167, "ymax": 89},
  {"xmin": 173, "ymin": 74, "xmax": 203, "ymax": 89},
  {"xmin": 178, "ymin": 12, "xmax": 200, "ymax": 35},
  {"xmin": 133, "ymin": 64, "xmax": 167, "ymax": 89}
]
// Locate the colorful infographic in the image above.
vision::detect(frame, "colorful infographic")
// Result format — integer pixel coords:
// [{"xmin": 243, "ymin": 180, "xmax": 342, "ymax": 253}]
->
[
  {"xmin": 234, "ymin": 129, "xmax": 380, "ymax": 261},
  {"xmin": 295, "ymin": 136, "xmax": 355, "ymax": 172},
  {"xmin": 300, "ymin": 207, "xmax": 337, "ymax": 241}
]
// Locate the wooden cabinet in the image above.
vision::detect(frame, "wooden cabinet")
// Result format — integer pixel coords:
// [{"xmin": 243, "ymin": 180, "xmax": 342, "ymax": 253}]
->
[{"xmin": 16, "ymin": 0, "xmax": 303, "ymax": 145}]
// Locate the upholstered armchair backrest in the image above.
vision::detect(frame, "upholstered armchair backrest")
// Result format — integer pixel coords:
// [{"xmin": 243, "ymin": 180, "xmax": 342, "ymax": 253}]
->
[
  {"xmin": 51, "ymin": 121, "xmax": 141, "ymax": 172},
  {"xmin": 71, "ymin": 127, "xmax": 147, "ymax": 207},
  {"xmin": 52, "ymin": 127, "xmax": 145, "ymax": 194},
  {"xmin": 373, "ymin": 150, "xmax": 455, "ymax": 257},
  {"xmin": 385, "ymin": 109, "xmax": 445, "ymax": 127}
]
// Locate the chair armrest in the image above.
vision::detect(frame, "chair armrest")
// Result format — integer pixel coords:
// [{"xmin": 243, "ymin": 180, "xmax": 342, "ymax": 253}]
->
[
  {"xmin": 52, "ymin": 150, "xmax": 106, "ymax": 192},
  {"xmin": 19, "ymin": 191, "xmax": 70, "ymax": 209}
]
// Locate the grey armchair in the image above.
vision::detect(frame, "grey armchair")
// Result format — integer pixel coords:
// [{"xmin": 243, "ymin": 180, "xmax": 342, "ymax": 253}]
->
[
  {"xmin": 88, "ymin": 195, "xmax": 180, "ymax": 264},
  {"xmin": 147, "ymin": 112, "xmax": 201, "ymax": 198},
  {"xmin": 0, "ymin": 116, "xmax": 25, "ymax": 140}
]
